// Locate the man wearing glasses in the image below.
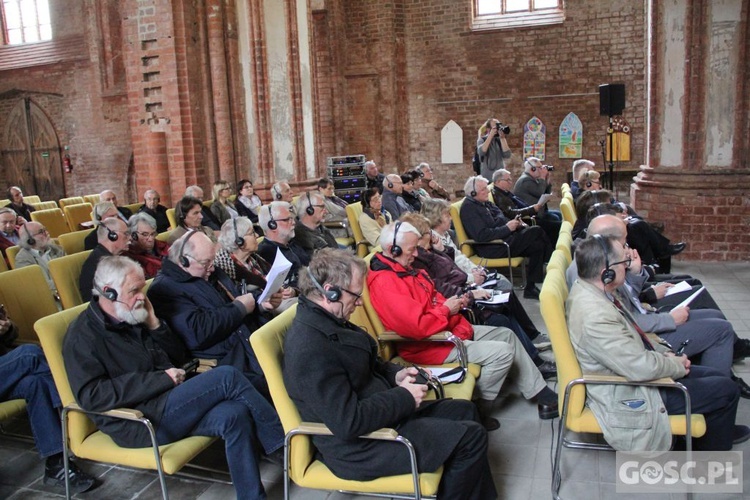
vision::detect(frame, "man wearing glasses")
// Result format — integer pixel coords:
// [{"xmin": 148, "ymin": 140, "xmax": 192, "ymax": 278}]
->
[
  {"xmin": 0, "ymin": 207, "xmax": 21, "ymax": 265},
  {"xmin": 79, "ymin": 218, "xmax": 131, "ymax": 302},
  {"xmin": 123, "ymin": 213, "xmax": 169, "ymax": 278},
  {"xmin": 137, "ymin": 189, "xmax": 170, "ymax": 233},
  {"xmin": 491, "ymin": 168, "xmax": 560, "ymax": 243},
  {"xmin": 293, "ymin": 191, "xmax": 337, "ymax": 260},
  {"xmin": 256, "ymin": 201, "xmax": 311, "ymax": 293},
  {"xmin": 15, "ymin": 221, "xmax": 66, "ymax": 292}
]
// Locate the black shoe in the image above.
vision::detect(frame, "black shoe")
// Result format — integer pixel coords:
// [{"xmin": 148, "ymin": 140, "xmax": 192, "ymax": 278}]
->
[
  {"xmin": 667, "ymin": 242, "xmax": 686, "ymax": 256},
  {"xmin": 733, "ymin": 338, "xmax": 750, "ymax": 361},
  {"xmin": 481, "ymin": 416, "xmax": 501, "ymax": 431},
  {"xmin": 523, "ymin": 286, "xmax": 540, "ymax": 300},
  {"xmin": 538, "ymin": 401, "xmax": 559, "ymax": 420},
  {"xmin": 731, "ymin": 375, "xmax": 750, "ymax": 399},
  {"xmin": 733, "ymin": 425, "xmax": 750, "ymax": 445},
  {"xmin": 476, "ymin": 400, "xmax": 501, "ymax": 432},
  {"xmin": 43, "ymin": 459, "xmax": 97, "ymax": 494},
  {"xmin": 537, "ymin": 360, "xmax": 557, "ymax": 380}
]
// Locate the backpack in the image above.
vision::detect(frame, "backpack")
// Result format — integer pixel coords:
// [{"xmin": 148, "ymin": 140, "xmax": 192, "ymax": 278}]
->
[{"xmin": 472, "ymin": 150, "xmax": 481, "ymax": 174}]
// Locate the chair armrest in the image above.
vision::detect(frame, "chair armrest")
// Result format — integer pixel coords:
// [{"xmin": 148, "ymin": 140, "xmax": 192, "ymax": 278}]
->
[
  {"xmin": 379, "ymin": 331, "xmax": 468, "ymax": 369},
  {"xmin": 323, "ymin": 221, "xmax": 347, "ymax": 229},
  {"xmin": 65, "ymin": 403, "xmax": 145, "ymax": 421},
  {"xmin": 461, "ymin": 238, "xmax": 508, "ymax": 247},
  {"xmin": 581, "ymin": 373, "xmax": 679, "ymax": 388},
  {"xmin": 296, "ymin": 421, "xmax": 399, "ymax": 441}
]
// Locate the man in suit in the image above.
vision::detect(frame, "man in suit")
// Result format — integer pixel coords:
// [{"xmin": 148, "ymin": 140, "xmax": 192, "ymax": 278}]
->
[{"xmin": 99, "ymin": 190, "xmax": 132, "ymax": 222}]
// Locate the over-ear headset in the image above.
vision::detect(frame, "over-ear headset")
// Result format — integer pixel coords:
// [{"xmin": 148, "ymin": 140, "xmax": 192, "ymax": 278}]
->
[
  {"xmin": 305, "ymin": 191, "xmax": 315, "ymax": 216},
  {"xmin": 98, "ymin": 285, "xmax": 119, "ymax": 301},
  {"xmin": 233, "ymin": 218, "xmax": 245, "ymax": 248},
  {"xmin": 131, "ymin": 231, "xmax": 139, "ymax": 242},
  {"xmin": 469, "ymin": 177, "xmax": 477, "ymax": 197},
  {"xmin": 178, "ymin": 229, "xmax": 200, "ymax": 268},
  {"xmin": 267, "ymin": 205, "xmax": 277, "ymax": 230},
  {"xmin": 273, "ymin": 185, "xmax": 282, "ymax": 200},
  {"xmin": 526, "ymin": 160, "xmax": 537, "ymax": 173},
  {"xmin": 386, "ymin": 176, "xmax": 394, "ymax": 189},
  {"xmin": 23, "ymin": 223, "xmax": 35, "ymax": 247},
  {"xmin": 306, "ymin": 267, "xmax": 342, "ymax": 302},
  {"xmin": 106, "ymin": 224, "xmax": 119, "ymax": 242},
  {"xmin": 593, "ymin": 234, "xmax": 616, "ymax": 285},
  {"xmin": 391, "ymin": 221, "xmax": 403, "ymax": 257},
  {"xmin": 583, "ymin": 171, "xmax": 594, "ymax": 188}
]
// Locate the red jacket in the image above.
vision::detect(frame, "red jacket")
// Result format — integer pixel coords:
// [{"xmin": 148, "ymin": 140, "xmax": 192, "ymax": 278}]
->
[
  {"xmin": 367, "ymin": 253, "xmax": 473, "ymax": 364},
  {"xmin": 124, "ymin": 240, "xmax": 170, "ymax": 279}
]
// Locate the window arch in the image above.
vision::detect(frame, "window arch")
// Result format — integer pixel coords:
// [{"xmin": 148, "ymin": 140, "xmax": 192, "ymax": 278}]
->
[
  {"xmin": 1, "ymin": 0, "xmax": 52, "ymax": 45},
  {"xmin": 472, "ymin": 0, "xmax": 565, "ymax": 31}
]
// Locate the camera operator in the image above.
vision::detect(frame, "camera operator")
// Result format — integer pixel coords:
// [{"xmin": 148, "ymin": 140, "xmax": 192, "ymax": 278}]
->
[
  {"xmin": 477, "ymin": 118, "xmax": 512, "ymax": 180},
  {"xmin": 513, "ymin": 157, "xmax": 562, "ymax": 225}
]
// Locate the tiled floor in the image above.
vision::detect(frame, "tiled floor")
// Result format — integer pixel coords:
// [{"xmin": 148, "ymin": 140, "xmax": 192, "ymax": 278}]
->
[{"xmin": 1, "ymin": 260, "xmax": 749, "ymax": 499}]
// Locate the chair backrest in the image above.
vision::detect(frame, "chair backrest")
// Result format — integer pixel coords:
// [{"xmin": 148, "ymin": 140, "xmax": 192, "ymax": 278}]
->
[
  {"xmin": 345, "ymin": 202, "xmax": 370, "ymax": 258},
  {"xmin": 124, "ymin": 202, "xmax": 143, "ymax": 215},
  {"xmin": 23, "ymin": 195, "xmax": 41, "ymax": 204},
  {"xmin": 0, "ymin": 199, "xmax": 9, "ymax": 208},
  {"xmin": 83, "ymin": 194, "xmax": 100, "ymax": 207},
  {"xmin": 58, "ymin": 228, "xmax": 94, "ymax": 255},
  {"xmin": 249, "ymin": 304, "xmax": 317, "ymax": 482},
  {"xmin": 449, "ymin": 198, "xmax": 476, "ymax": 259},
  {"xmin": 555, "ymin": 231, "xmax": 573, "ymax": 266},
  {"xmin": 0, "ymin": 254, "xmax": 7, "ymax": 272},
  {"xmin": 30, "ymin": 208, "xmax": 69, "ymax": 238},
  {"xmin": 5, "ymin": 245, "xmax": 20, "ymax": 269},
  {"xmin": 59, "ymin": 196, "xmax": 85, "ymax": 209},
  {"xmin": 30, "ymin": 200, "xmax": 58, "ymax": 211},
  {"xmin": 539, "ymin": 262, "xmax": 586, "ymax": 420},
  {"xmin": 63, "ymin": 203, "xmax": 94, "ymax": 232},
  {"xmin": 560, "ymin": 197, "xmax": 576, "ymax": 225},
  {"xmin": 546, "ymin": 248, "xmax": 569, "ymax": 274},
  {"xmin": 166, "ymin": 208, "xmax": 177, "ymax": 230},
  {"xmin": 35, "ymin": 304, "xmax": 96, "ymax": 449},
  {"xmin": 155, "ymin": 228, "xmax": 174, "ymax": 242},
  {"xmin": 0, "ymin": 265, "xmax": 60, "ymax": 344},
  {"xmin": 561, "ymin": 182, "xmax": 571, "ymax": 195},
  {"xmin": 360, "ymin": 252, "xmax": 397, "ymax": 360},
  {"xmin": 49, "ymin": 250, "xmax": 92, "ymax": 309}
]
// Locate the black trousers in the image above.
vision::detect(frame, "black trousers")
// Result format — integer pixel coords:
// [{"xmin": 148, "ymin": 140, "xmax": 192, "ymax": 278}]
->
[
  {"xmin": 661, "ymin": 365, "xmax": 740, "ymax": 451},
  {"xmin": 626, "ymin": 218, "xmax": 671, "ymax": 265},
  {"xmin": 476, "ymin": 225, "xmax": 551, "ymax": 288}
]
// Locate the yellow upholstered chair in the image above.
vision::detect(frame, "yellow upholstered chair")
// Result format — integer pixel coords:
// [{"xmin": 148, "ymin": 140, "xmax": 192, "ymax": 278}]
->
[
  {"xmin": 166, "ymin": 208, "xmax": 177, "ymax": 230},
  {"xmin": 555, "ymin": 231, "xmax": 573, "ymax": 267},
  {"xmin": 560, "ymin": 182, "xmax": 571, "ymax": 195},
  {"xmin": 30, "ymin": 200, "xmax": 58, "ymax": 211},
  {"xmin": 345, "ymin": 202, "xmax": 371, "ymax": 258},
  {"xmin": 23, "ymin": 195, "xmax": 41, "ymax": 204},
  {"xmin": 155, "ymin": 229, "xmax": 175, "ymax": 243},
  {"xmin": 0, "ymin": 255, "xmax": 7, "ymax": 272},
  {"xmin": 540, "ymin": 267, "xmax": 706, "ymax": 499},
  {"xmin": 49, "ymin": 250, "xmax": 92, "ymax": 310},
  {"xmin": 449, "ymin": 198, "xmax": 525, "ymax": 284},
  {"xmin": 0, "ymin": 199, "xmax": 9, "ymax": 208},
  {"xmin": 83, "ymin": 194, "xmax": 100, "ymax": 207},
  {"xmin": 251, "ymin": 304, "xmax": 443, "ymax": 500},
  {"xmin": 0, "ymin": 265, "xmax": 59, "ymax": 344},
  {"xmin": 58, "ymin": 229, "xmax": 93, "ymax": 255},
  {"xmin": 58, "ymin": 197, "xmax": 85, "ymax": 210},
  {"xmin": 62, "ymin": 203, "xmax": 94, "ymax": 232},
  {"xmin": 30, "ymin": 208, "xmax": 69, "ymax": 238},
  {"xmin": 5, "ymin": 245, "xmax": 20, "ymax": 269},
  {"xmin": 560, "ymin": 197, "xmax": 576, "ymax": 226},
  {"xmin": 35, "ymin": 305, "xmax": 217, "ymax": 500},
  {"xmin": 0, "ymin": 399, "xmax": 27, "ymax": 438},
  {"xmin": 124, "ymin": 202, "xmax": 144, "ymax": 215}
]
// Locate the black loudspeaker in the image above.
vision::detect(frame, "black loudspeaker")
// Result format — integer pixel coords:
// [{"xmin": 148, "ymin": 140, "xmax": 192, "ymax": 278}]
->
[{"xmin": 599, "ymin": 83, "xmax": 626, "ymax": 116}]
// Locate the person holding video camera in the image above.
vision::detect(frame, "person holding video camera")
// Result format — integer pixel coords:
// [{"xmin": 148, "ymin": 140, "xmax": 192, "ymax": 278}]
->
[
  {"xmin": 513, "ymin": 157, "xmax": 561, "ymax": 222},
  {"xmin": 477, "ymin": 118, "xmax": 512, "ymax": 181}
]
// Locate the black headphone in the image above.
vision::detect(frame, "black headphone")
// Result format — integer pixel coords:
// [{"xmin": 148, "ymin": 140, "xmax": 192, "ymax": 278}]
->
[
  {"xmin": 93, "ymin": 283, "xmax": 119, "ymax": 301},
  {"xmin": 584, "ymin": 172, "xmax": 594, "ymax": 188},
  {"xmin": 391, "ymin": 221, "xmax": 403, "ymax": 257},
  {"xmin": 106, "ymin": 224, "xmax": 119, "ymax": 242},
  {"xmin": 469, "ymin": 177, "xmax": 477, "ymax": 197},
  {"xmin": 23, "ymin": 223, "xmax": 35, "ymax": 247},
  {"xmin": 131, "ymin": 230, "xmax": 139, "ymax": 242},
  {"xmin": 267, "ymin": 205, "xmax": 277, "ymax": 230},
  {"xmin": 178, "ymin": 229, "xmax": 200, "ymax": 268},
  {"xmin": 305, "ymin": 191, "xmax": 315, "ymax": 216},
  {"xmin": 273, "ymin": 185, "xmax": 282, "ymax": 200},
  {"xmin": 306, "ymin": 267, "xmax": 342, "ymax": 302},
  {"xmin": 233, "ymin": 218, "xmax": 245, "ymax": 248},
  {"xmin": 386, "ymin": 176, "xmax": 394, "ymax": 189},
  {"xmin": 526, "ymin": 160, "xmax": 537, "ymax": 173},
  {"xmin": 593, "ymin": 234, "xmax": 616, "ymax": 285}
]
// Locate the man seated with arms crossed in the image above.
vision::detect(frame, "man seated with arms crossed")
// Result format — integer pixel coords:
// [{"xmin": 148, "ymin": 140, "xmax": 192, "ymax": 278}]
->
[
  {"xmin": 284, "ymin": 248, "xmax": 497, "ymax": 499},
  {"xmin": 293, "ymin": 191, "xmax": 337, "ymax": 260},
  {"xmin": 149, "ymin": 231, "xmax": 280, "ymax": 396},
  {"xmin": 123, "ymin": 212, "xmax": 170, "ymax": 279},
  {"xmin": 415, "ymin": 162, "xmax": 449, "ymax": 200},
  {"xmin": 567, "ymin": 236, "xmax": 749, "ymax": 450},
  {"xmin": 63, "ymin": 256, "xmax": 284, "ymax": 499},
  {"xmin": 368, "ymin": 221, "xmax": 558, "ymax": 430},
  {"xmin": 460, "ymin": 175, "xmax": 552, "ymax": 299},
  {"xmin": 137, "ymin": 189, "xmax": 170, "ymax": 233},
  {"xmin": 16, "ymin": 221, "xmax": 66, "ymax": 293},
  {"xmin": 79, "ymin": 217, "xmax": 131, "ymax": 302}
]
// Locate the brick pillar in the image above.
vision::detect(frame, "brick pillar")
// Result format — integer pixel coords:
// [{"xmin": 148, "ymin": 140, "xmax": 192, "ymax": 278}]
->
[
  {"xmin": 143, "ymin": 131, "xmax": 170, "ymax": 201},
  {"xmin": 632, "ymin": 0, "xmax": 750, "ymax": 261}
]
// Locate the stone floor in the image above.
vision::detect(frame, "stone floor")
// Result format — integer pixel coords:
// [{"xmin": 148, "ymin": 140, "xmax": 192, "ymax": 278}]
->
[{"xmin": 1, "ymin": 260, "xmax": 749, "ymax": 499}]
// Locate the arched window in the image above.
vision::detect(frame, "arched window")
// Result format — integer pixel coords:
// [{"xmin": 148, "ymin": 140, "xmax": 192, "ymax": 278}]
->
[
  {"xmin": 473, "ymin": 0, "xmax": 564, "ymax": 31},
  {"xmin": 1, "ymin": 0, "xmax": 52, "ymax": 45}
]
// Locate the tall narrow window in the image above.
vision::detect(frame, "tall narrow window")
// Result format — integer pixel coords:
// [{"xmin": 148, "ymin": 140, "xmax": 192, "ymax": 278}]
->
[
  {"xmin": 2, "ymin": 0, "xmax": 52, "ymax": 45},
  {"xmin": 473, "ymin": 0, "xmax": 564, "ymax": 31}
]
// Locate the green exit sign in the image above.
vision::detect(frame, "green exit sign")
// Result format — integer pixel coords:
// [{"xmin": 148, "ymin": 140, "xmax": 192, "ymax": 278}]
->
[{"xmin": 41, "ymin": 152, "xmax": 49, "ymax": 158}]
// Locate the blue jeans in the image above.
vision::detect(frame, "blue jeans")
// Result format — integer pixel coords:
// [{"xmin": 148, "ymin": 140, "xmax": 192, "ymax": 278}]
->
[
  {"xmin": 155, "ymin": 366, "xmax": 284, "ymax": 500},
  {"xmin": 0, "ymin": 344, "xmax": 62, "ymax": 458}
]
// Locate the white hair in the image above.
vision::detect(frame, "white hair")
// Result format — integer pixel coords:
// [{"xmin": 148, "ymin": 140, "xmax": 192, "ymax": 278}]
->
[
  {"xmin": 572, "ymin": 159, "xmax": 595, "ymax": 177},
  {"xmin": 523, "ymin": 157, "xmax": 542, "ymax": 173},
  {"xmin": 218, "ymin": 216, "xmax": 254, "ymax": 252},
  {"xmin": 463, "ymin": 176, "xmax": 488, "ymax": 197},
  {"xmin": 127, "ymin": 212, "xmax": 156, "ymax": 232},
  {"xmin": 92, "ymin": 256, "xmax": 143, "ymax": 297},
  {"xmin": 258, "ymin": 201, "xmax": 293, "ymax": 232},
  {"xmin": 378, "ymin": 221, "xmax": 421, "ymax": 254},
  {"xmin": 296, "ymin": 191, "xmax": 324, "ymax": 217}
]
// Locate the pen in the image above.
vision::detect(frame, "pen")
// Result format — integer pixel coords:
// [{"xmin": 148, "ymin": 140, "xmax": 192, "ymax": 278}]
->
[{"xmin": 675, "ymin": 340, "xmax": 690, "ymax": 356}]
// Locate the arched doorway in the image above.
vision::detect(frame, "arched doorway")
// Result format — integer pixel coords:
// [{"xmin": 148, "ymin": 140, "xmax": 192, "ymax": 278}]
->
[{"xmin": 1, "ymin": 98, "xmax": 64, "ymax": 201}]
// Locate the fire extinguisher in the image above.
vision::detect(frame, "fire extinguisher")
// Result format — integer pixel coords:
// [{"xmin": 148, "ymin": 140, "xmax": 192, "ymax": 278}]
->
[{"xmin": 63, "ymin": 154, "xmax": 73, "ymax": 173}]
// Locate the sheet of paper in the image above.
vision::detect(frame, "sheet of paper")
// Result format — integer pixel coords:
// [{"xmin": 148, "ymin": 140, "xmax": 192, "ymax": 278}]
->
[
  {"xmin": 479, "ymin": 279, "xmax": 498, "ymax": 289},
  {"xmin": 672, "ymin": 286, "xmax": 705, "ymax": 310},
  {"xmin": 475, "ymin": 292, "xmax": 510, "ymax": 305},
  {"xmin": 256, "ymin": 247, "xmax": 292, "ymax": 304},
  {"xmin": 428, "ymin": 367, "xmax": 466, "ymax": 384},
  {"xmin": 664, "ymin": 280, "xmax": 691, "ymax": 296}
]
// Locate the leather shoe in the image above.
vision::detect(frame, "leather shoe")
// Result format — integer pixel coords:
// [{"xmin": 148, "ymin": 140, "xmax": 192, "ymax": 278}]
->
[
  {"xmin": 537, "ymin": 360, "xmax": 557, "ymax": 380},
  {"xmin": 667, "ymin": 242, "xmax": 686, "ymax": 256},
  {"xmin": 733, "ymin": 425, "xmax": 750, "ymax": 445},
  {"xmin": 523, "ymin": 286, "xmax": 540, "ymax": 300},
  {"xmin": 733, "ymin": 338, "xmax": 750, "ymax": 361},
  {"xmin": 538, "ymin": 401, "xmax": 558, "ymax": 420},
  {"xmin": 731, "ymin": 375, "xmax": 750, "ymax": 399}
]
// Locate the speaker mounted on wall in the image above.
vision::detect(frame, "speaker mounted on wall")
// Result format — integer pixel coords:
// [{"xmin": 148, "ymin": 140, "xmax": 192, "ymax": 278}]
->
[{"xmin": 599, "ymin": 83, "xmax": 626, "ymax": 116}]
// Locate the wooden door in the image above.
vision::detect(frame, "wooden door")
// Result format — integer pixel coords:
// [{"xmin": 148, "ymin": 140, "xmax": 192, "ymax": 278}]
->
[{"xmin": 1, "ymin": 98, "xmax": 64, "ymax": 201}]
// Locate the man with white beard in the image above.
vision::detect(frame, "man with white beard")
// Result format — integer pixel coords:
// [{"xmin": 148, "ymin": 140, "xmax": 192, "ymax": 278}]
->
[{"xmin": 63, "ymin": 256, "xmax": 284, "ymax": 499}]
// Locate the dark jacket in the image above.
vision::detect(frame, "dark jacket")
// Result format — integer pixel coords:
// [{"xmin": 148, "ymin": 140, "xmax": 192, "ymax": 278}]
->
[
  {"xmin": 401, "ymin": 190, "xmax": 422, "ymax": 213},
  {"xmin": 292, "ymin": 221, "xmax": 337, "ymax": 261},
  {"xmin": 116, "ymin": 206, "xmax": 133, "ymax": 221},
  {"xmin": 200, "ymin": 206, "xmax": 221, "ymax": 231},
  {"xmin": 256, "ymin": 238, "xmax": 309, "ymax": 288},
  {"xmin": 512, "ymin": 172, "xmax": 551, "ymax": 208},
  {"xmin": 138, "ymin": 204, "xmax": 171, "ymax": 233},
  {"xmin": 283, "ymin": 296, "xmax": 463, "ymax": 480},
  {"xmin": 63, "ymin": 299, "xmax": 188, "ymax": 448},
  {"xmin": 79, "ymin": 245, "xmax": 113, "ymax": 302},
  {"xmin": 9, "ymin": 202, "xmax": 34, "ymax": 221},
  {"xmin": 381, "ymin": 190, "xmax": 412, "ymax": 219},
  {"xmin": 459, "ymin": 196, "xmax": 515, "ymax": 259},
  {"xmin": 491, "ymin": 186, "xmax": 537, "ymax": 219},
  {"xmin": 365, "ymin": 173, "xmax": 385, "ymax": 193},
  {"xmin": 412, "ymin": 247, "xmax": 468, "ymax": 299},
  {"xmin": 234, "ymin": 198, "xmax": 259, "ymax": 223}
]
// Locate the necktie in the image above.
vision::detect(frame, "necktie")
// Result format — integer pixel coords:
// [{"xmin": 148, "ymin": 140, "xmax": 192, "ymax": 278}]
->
[{"xmin": 611, "ymin": 293, "xmax": 654, "ymax": 351}]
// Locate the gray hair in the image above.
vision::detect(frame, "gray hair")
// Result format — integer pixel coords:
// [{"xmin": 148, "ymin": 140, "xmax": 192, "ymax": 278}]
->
[
  {"xmin": 523, "ymin": 157, "xmax": 542, "ymax": 173},
  {"xmin": 97, "ymin": 217, "xmax": 125, "ymax": 242},
  {"xmin": 463, "ymin": 176, "xmax": 488, "ymax": 197},
  {"xmin": 128, "ymin": 212, "xmax": 156, "ymax": 232},
  {"xmin": 572, "ymin": 159, "xmax": 594, "ymax": 178},
  {"xmin": 218, "ymin": 216, "xmax": 254, "ymax": 252},
  {"xmin": 258, "ymin": 201, "xmax": 293, "ymax": 232},
  {"xmin": 17, "ymin": 222, "xmax": 37, "ymax": 250},
  {"xmin": 167, "ymin": 230, "xmax": 202, "ymax": 265},
  {"xmin": 0, "ymin": 207, "xmax": 15, "ymax": 217},
  {"xmin": 378, "ymin": 221, "xmax": 421, "ymax": 254},
  {"xmin": 295, "ymin": 191, "xmax": 324, "ymax": 217},
  {"xmin": 298, "ymin": 248, "xmax": 365, "ymax": 300},
  {"xmin": 93, "ymin": 201, "xmax": 117, "ymax": 222},
  {"xmin": 492, "ymin": 169, "xmax": 510, "ymax": 183},
  {"xmin": 420, "ymin": 198, "xmax": 450, "ymax": 228},
  {"xmin": 184, "ymin": 185, "xmax": 203, "ymax": 199},
  {"xmin": 271, "ymin": 182, "xmax": 287, "ymax": 200},
  {"xmin": 575, "ymin": 235, "xmax": 621, "ymax": 281},
  {"xmin": 92, "ymin": 256, "xmax": 144, "ymax": 297}
]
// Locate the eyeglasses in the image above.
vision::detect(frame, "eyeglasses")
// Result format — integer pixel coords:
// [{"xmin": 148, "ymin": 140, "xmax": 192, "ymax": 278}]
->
[
  {"xmin": 341, "ymin": 287, "xmax": 363, "ymax": 300},
  {"xmin": 609, "ymin": 258, "xmax": 631, "ymax": 270},
  {"xmin": 186, "ymin": 255, "xmax": 215, "ymax": 269},
  {"xmin": 274, "ymin": 217, "xmax": 295, "ymax": 224},
  {"xmin": 137, "ymin": 231, "xmax": 157, "ymax": 239},
  {"xmin": 32, "ymin": 227, "xmax": 48, "ymax": 237},
  {"xmin": 500, "ymin": 177, "xmax": 512, "ymax": 182},
  {"xmin": 311, "ymin": 204, "xmax": 326, "ymax": 210}
]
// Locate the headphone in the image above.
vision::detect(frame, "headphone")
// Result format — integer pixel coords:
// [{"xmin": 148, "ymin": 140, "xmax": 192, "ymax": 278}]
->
[
  {"xmin": 306, "ymin": 267, "xmax": 342, "ymax": 302},
  {"xmin": 583, "ymin": 171, "xmax": 594, "ymax": 188},
  {"xmin": 305, "ymin": 191, "xmax": 315, "ymax": 216},
  {"xmin": 526, "ymin": 160, "xmax": 537, "ymax": 173},
  {"xmin": 95, "ymin": 284, "xmax": 119, "ymax": 301},
  {"xmin": 391, "ymin": 221, "xmax": 403, "ymax": 257},
  {"xmin": 178, "ymin": 229, "xmax": 200, "ymax": 268},
  {"xmin": 267, "ymin": 205, "xmax": 278, "ymax": 230},
  {"xmin": 131, "ymin": 230, "xmax": 139, "ymax": 242},
  {"xmin": 23, "ymin": 223, "xmax": 35, "ymax": 247},
  {"xmin": 233, "ymin": 218, "xmax": 245, "ymax": 248},
  {"xmin": 469, "ymin": 177, "xmax": 477, "ymax": 197},
  {"xmin": 105, "ymin": 223, "xmax": 119, "ymax": 242},
  {"xmin": 386, "ymin": 176, "xmax": 394, "ymax": 189},
  {"xmin": 273, "ymin": 185, "xmax": 282, "ymax": 200},
  {"xmin": 593, "ymin": 234, "xmax": 616, "ymax": 285}
]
